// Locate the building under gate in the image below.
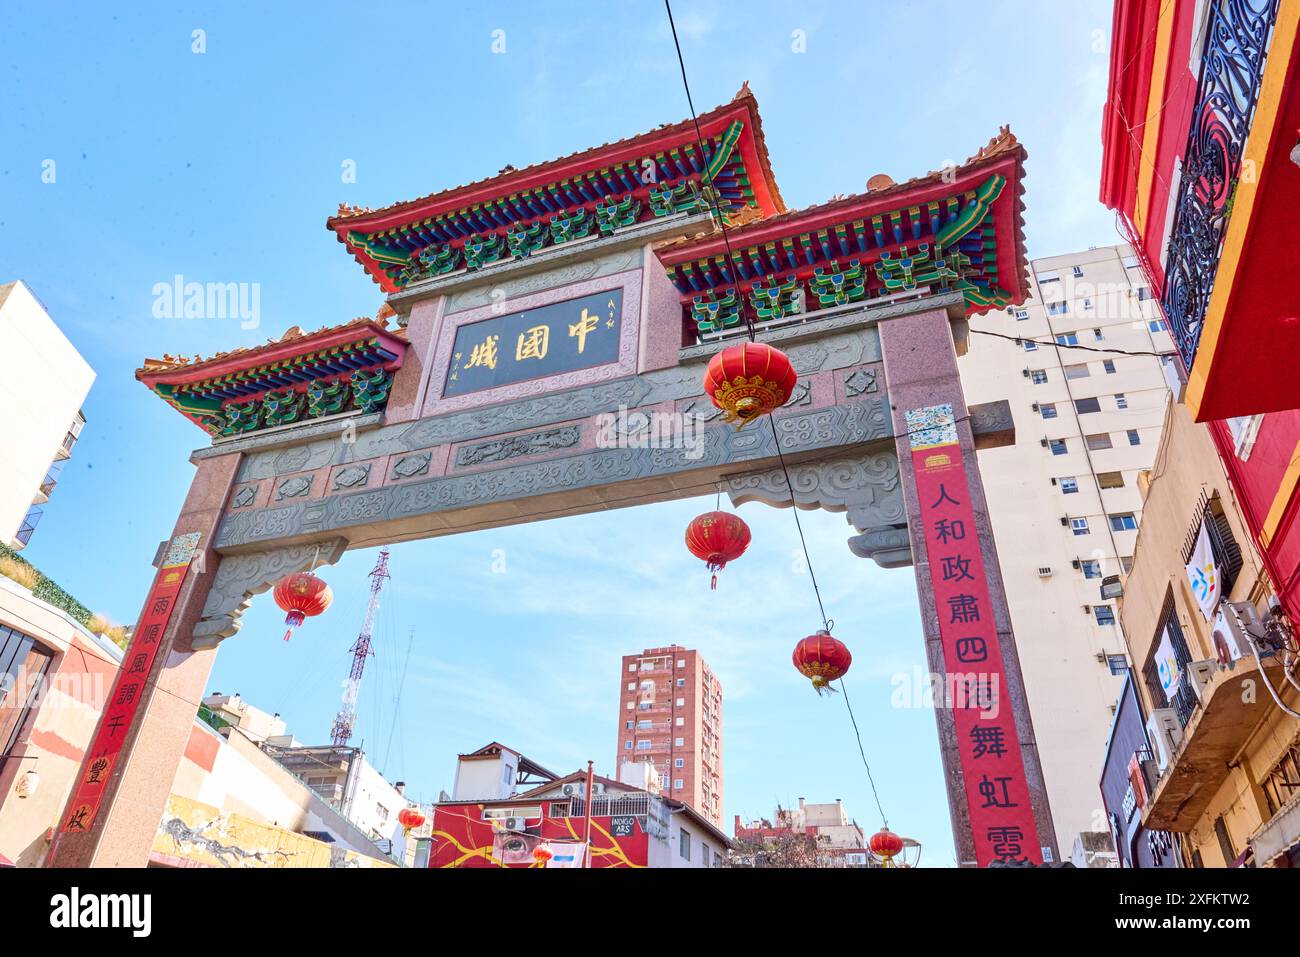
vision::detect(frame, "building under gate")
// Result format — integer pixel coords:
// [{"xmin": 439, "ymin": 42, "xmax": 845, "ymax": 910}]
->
[{"xmin": 48, "ymin": 85, "xmax": 1063, "ymax": 868}]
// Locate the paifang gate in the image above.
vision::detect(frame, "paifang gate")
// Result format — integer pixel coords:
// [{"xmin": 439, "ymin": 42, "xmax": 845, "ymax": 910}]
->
[{"xmin": 48, "ymin": 85, "xmax": 1057, "ymax": 868}]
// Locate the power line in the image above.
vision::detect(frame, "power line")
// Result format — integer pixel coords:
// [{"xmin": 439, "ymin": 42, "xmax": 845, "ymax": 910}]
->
[
  {"xmin": 970, "ymin": 327, "xmax": 1170, "ymax": 358},
  {"xmin": 664, "ymin": 0, "xmax": 887, "ymax": 830}
]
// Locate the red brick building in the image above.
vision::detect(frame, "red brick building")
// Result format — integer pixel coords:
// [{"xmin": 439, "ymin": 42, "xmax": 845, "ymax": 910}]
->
[{"xmin": 616, "ymin": 646, "xmax": 722, "ymax": 828}]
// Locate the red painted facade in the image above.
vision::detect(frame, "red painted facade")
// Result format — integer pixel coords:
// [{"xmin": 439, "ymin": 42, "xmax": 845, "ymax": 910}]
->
[{"xmin": 428, "ymin": 799, "xmax": 650, "ymax": 868}]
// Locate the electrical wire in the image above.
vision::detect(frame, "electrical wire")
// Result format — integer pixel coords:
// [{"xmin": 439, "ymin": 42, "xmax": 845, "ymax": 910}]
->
[
  {"xmin": 971, "ymin": 327, "xmax": 1170, "ymax": 358},
  {"xmin": 665, "ymin": 0, "xmax": 887, "ymax": 829}
]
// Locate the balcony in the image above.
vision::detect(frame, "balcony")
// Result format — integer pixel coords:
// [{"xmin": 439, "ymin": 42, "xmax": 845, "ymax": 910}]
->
[
  {"xmin": 1160, "ymin": 0, "xmax": 1300, "ymax": 419},
  {"xmin": 1142, "ymin": 656, "xmax": 1286, "ymax": 830}
]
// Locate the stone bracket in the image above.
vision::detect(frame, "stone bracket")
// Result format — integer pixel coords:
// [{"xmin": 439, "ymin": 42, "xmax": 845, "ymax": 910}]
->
[
  {"xmin": 724, "ymin": 451, "xmax": 912, "ymax": 568},
  {"xmin": 191, "ymin": 537, "xmax": 347, "ymax": 650}
]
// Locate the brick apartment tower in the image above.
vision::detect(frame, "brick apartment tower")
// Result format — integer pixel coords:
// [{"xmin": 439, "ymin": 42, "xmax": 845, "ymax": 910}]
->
[{"xmin": 616, "ymin": 646, "xmax": 722, "ymax": 829}]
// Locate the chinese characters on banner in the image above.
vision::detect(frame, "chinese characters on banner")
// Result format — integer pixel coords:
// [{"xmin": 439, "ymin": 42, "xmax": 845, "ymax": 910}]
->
[
  {"xmin": 906, "ymin": 404, "xmax": 1043, "ymax": 866},
  {"xmin": 444, "ymin": 288, "xmax": 623, "ymax": 396},
  {"xmin": 59, "ymin": 532, "xmax": 202, "ymax": 835}
]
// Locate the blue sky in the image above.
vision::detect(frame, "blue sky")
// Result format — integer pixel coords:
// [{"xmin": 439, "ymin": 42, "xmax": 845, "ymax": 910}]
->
[{"xmin": 1, "ymin": 0, "xmax": 1119, "ymax": 864}]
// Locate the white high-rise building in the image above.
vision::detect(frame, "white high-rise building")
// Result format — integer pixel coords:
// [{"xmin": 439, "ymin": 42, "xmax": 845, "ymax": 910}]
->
[
  {"xmin": 960, "ymin": 244, "xmax": 1175, "ymax": 856},
  {"xmin": 0, "ymin": 281, "xmax": 94, "ymax": 549}
]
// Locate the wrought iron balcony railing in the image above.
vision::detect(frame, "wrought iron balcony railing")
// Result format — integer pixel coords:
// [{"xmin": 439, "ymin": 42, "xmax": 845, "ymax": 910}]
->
[{"xmin": 1161, "ymin": 0, "xmax": 1280, "ymax": 371}]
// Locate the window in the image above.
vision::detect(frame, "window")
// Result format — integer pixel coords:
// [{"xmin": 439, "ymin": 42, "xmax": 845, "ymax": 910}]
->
[
  {"xmin": 1055, "ymin": 332, "xmax": 1078, "ymax": 346},
  {"xmin": 1072, "ymin": 265, "xmax": 1084, "ymax": 278},
  {"xmin": 701, "ymin": 845, "xmax": 710, "ymax": 867},
  {"xmin": 674, "ymin": 778, "xmax": 684, "ymax": 790},
  {"xmin": 1120, "ymin": 555, "xmax": 1134, "ymax": 574},
  {"xmin": 1109, "ymin": 513, "xmax": 1138, "ymax": 532},
  {"xmin": 1093, "ymin": 605, "xmax": 1116, "ymax": 625},
  {"xmin": 1127, "ymin": 429, "xmax": 1141, "ymax": 446},
  {"xmin": 1121, "ymin": 255, "xmax": 1140, "ymax": 268},
  {"xmin": 1227, "ymin": 415, "xmax": 1262, "ymax": 460},
  {"xmin": 624, "ymin": 740, "xmax": 633, "ymax": 750},
  {"xmin": 1030, "ymin": 369, "xmax": 1048, "ymax": 384},
  {"xmin": 1093, "ymin": 328, "xmax": 1105, "ymax": 341},
  {"xmin": 1049, "ymin": 439, "xmax": 1068, "ymax": 456},
  {"xmin": 637, "ymin": 719, "xmax": 652, "ymax": 729},
  {"xmin": 1097, "ymin": 471, "xmax": 1125, "ymax": 489},
  {"xmin": 1037, "ymin": 270, "xmax": 1060, "ymax": 283},
  {"xmin": 675, "ymin": 737, "xmax": 684, "ymax": 746},
  {"xmin": 676, "ymin": 677, "xmax": 685, "ymax": 687},
  {"xmin": 1086, "ymin": 432, "xmax": 1113, "ymax": 450},
  {"xmin": 1059, "ymin": 477, "xmax": 1079, "ymax": 494},
  {"xmin": 1040, "ymin": 403, "xmax": 1058, "ymax": 419},
  {"xmin": 1074, "ymin": 397, "xmax": 1101, "ymax": 414},
  {"xmin": 628, "ymin": 664, "xmax": 637, "ymax": 672},
  {"xmin": 1047, "ymin": 301, "xmax": 1069, "ymax": 317},
  {"xmin": 625, "ymin": 720, "xmax": 633, "ymax": 729},
  {"xmin": 660, "ymin": 772, "xmax": 670, "ymax": 788},
  {"xmin": 626, "ymin": 702, "xmax": 634, "ymax": 710},
  {"xmin": 1064, "ymin": 363, "xmax": 1090, "ymax": 379},
  {"xmin": 679, "ymin": 830, "xmax": 691, "ymax": 860},
  {"xmin": 1114, "ymin": 393, "xmax": 1128, "ymax": 409},
  {"xmin": 676, "ymin": 659, "xmax": 685, "ymax": 668},
  {"xmin": 1080, "ymin": 560, "xmax": 1102, "ymax": 579},
  {"xmin": 1023, "ymin": 339, "xmax": 1038, "ymax": 352},
  {"xmin": 1214, "ymin": 816, "xmax": 1236, "ymax": 866},
  {"xmin": 675, "ymin": 716, "xmax": 684, "ymax": 726},
  {"xmin": 1014, "ymin": 308, "xmax": 1030, "ymax": 320},
  {"xmin": 1082, "ymin": 297, "xmax": 1094, "ymax": 310},
  {"xmin": 1107, "ymin": 654, "xmax": 1128, "ymax": 675},
  {"xmin": 636, "ymin": 740, "xmax": 652, "ymax": 750},
  {"xmin": 674, "ymin": 758, "xmax": 684, "ymax": 768},
  {"xmin": 675, "ymin": 697, "xmax": 685, "ymax": 707},
  {"xmin": 1103, "ymin": 359, "xmax": 1117, "ymax": 374},
  {"xmin": 627, "ymin": 682, "xmax": 635, "ymax": 691},
  {"xmin": 1148, "ymin": 317, "xmax": 1168, "ymax": 332},
  {"xmin": 1070, "ymin": 517, "xmax": 1090, "ymax": 536},
  {"xmin": 638, "ymin": 701, "xmax": 652, "ymax": 711},
  {"xmin": 1137, "ymin": 287, "xmax": 1155, "ymax": 301}
]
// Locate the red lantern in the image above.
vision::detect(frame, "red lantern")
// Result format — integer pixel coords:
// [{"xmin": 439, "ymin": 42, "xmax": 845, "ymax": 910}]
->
[
  {"xmin": 272, "ymin": 571, "xmax": 333, "ymax": 642},
  {"xmin": 685, "ymin": 511, "xmax": 751, "ymax": 589},
  {"xmin": 533, "ymin": 844, "xmax": 553, "ymax": 866},
  {"xmin": 397, "ymin": 807, "xmax": 426, "ymax": 833},
  {"xmin": 869, "ymin": 827, "xmax": 905, "ymax": 866},
  {"xmin": 792, "ymin": 630, "xmax": 852, "ymax": 694},
  {"xmin": 702, "ymin": 342, "xmax": 798, "ymax": 426}
]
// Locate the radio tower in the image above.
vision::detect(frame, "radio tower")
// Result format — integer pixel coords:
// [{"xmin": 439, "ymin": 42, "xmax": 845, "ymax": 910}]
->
[{"xmin": 330, "ymin": 549, "xmax": 390, "ymax": 747}]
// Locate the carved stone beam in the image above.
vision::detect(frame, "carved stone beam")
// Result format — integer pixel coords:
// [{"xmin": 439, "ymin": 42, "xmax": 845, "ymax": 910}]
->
[
  {"xmin": 191, "ymin": 537, "xmax": 348, "ymax": 650},
  {"xmin": 724, "ymin": 451, "xmax": 912, "ymax": 568}
]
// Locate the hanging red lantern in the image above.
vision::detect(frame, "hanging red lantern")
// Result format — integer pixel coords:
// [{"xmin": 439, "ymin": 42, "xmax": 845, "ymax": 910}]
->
[
  {"xmin": 869, "ymin": 827, "xmax": 905, "ymax": 866},
  {"xmin": 533, "ymin": 844, "xmax": 554, "ymax": 866},
  {"xmin": 397, "ymin": 807, "xmax": 426, "ymax": 833},
  {"xmin": 702, "ymin": 341, "xmax": 798, "ymax": 426},
  {"xmin": 792, "ymin": 630, "xmax": 852, "ymax": 694},
  {"xmin": 272, "ymin": 570, "xmax": 333, "ymax": 642},
  {"xmin": 685, "ymin": 511, "xmax": 751, "ymax": 589}
]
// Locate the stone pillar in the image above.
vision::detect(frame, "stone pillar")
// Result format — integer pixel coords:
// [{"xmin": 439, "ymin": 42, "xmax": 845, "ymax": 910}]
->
[
  {"xmin": 877, "ymin": 303, "xmax": 1058, "ymax": 867},
  {"xmin": 45, "ymin": 454, "xmax": 240, "ymax": 867}
]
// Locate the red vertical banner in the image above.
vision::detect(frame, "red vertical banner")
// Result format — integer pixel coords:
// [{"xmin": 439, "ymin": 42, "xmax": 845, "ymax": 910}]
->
[
  {"xmin": 906, "ymin": 404, "xmax": 1043, "ymax": 866},
  {"xmin": 60, "ymin": 532, "xmax": 202, "ymax": 835}
]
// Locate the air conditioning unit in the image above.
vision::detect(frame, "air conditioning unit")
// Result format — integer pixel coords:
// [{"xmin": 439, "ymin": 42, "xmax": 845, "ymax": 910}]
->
[
  {"xmin": 1023, "ymin": 368, "xmax": 1032, "ymax": 378},
  {"xmin": 1037, "ymin": 566, "xmax": 1053, "ymax": 578},
  {"xmin": 591, "ymin": 782, "xmax": 605, "ymax": 796},
  {"xmin": 1032, "ymin": 402, "xmax": 1040, "ymax": 413},
  {"xmin": 1060, "ymin": 516, "xmax": 1070, "ymax": 527},
  {"xmin": 1146, "ymin": 709, "xmax": 1183, "ymax": 772},
  {"xmin": 561, "ymin": 783, "xmax": 582, "ymax": 797},
  {"xmin": 1040, "ymin": 438, "xmax": 1049, "ymax": 448},
  {"xmin": 1213, "ymin": 601, "xmax": 1259, "ymax": 665},
  {"xmin": 1185, "ymin": 660, "xmax": 1218, "ymax": 702},
  {"xmin": 1071, "ymin": 559, "xmax": 1081, "ymax": 570},
  {"xmin": 502, "ymin": 816, "xmax": 533, "ymax": 832}
]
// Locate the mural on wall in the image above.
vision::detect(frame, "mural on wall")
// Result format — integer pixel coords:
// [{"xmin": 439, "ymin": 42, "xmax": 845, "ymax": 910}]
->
[
  {"xmin": 150, "ymin": 795, "xmax": 394, "ymax": 869},
  {"xmin": 429, "ymin": 801, "xmax": 649, "ymax": 868}
]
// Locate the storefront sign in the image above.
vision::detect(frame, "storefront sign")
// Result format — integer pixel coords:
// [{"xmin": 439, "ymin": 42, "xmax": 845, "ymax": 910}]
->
[{"xmin": 906, "ymin": 403, "xmax": 1042, "ymax": 866}]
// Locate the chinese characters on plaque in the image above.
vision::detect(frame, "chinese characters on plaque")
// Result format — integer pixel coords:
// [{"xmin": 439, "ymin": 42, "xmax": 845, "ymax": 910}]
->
[
  {"xmin": 60, "ymin": 532, "xmax": 202, "ymax": 835},
  {"xmin": 906, "ymin": 403, "xmax": 1043, "ymax": 866},
  {"xmin": 444, "ymin": 288, "xmax": 623, "ymax": 397}
]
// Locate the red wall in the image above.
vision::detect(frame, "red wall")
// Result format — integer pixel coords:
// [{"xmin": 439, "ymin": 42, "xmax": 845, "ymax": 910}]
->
[{"xmin": 428, "ymin": 800, "xmax": 650, "ymax": 868}]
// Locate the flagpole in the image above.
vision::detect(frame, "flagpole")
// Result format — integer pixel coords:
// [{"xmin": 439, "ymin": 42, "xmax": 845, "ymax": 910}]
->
[{"xmin": 582, "ymin": 759, "xmax": 594, "ymax": 869}]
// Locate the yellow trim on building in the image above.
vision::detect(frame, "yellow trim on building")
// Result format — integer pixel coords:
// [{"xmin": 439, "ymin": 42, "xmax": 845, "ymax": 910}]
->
[
  {"xmin": 1132, "ymin": 0, "xmax": 1178, "ymax": 234},
  {"xmin": 1186, "ymin": 0, "xmax": 1300, "ymax": 417},
  {"xmin": 1259, "ymin": 435, "xmax": 1300, "ymax": 547}
]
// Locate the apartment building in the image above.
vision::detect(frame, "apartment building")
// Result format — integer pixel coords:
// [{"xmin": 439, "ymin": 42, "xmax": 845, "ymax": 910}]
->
[
  {"xmin": 616, "ymin": 646, "xmax": 722, "ymax": 829},
  {"xmin": 960, "ymin": 244, "xmax": 1176, "ymax": 857},
  {"xmin": 0, "ymin": 281, "xmax": 94, "ymax": 550}
]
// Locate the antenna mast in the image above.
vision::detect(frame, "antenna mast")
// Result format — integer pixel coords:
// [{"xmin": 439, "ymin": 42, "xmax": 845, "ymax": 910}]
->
[{"xmin": 330, "ymin": 548, "xmax": 390, "ymax": 747}]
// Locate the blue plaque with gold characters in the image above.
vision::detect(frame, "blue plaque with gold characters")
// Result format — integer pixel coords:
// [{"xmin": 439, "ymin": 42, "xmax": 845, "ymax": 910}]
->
[{"xmin": 444, "ymin": 289, "xmax": 622, "ymax": 396}]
